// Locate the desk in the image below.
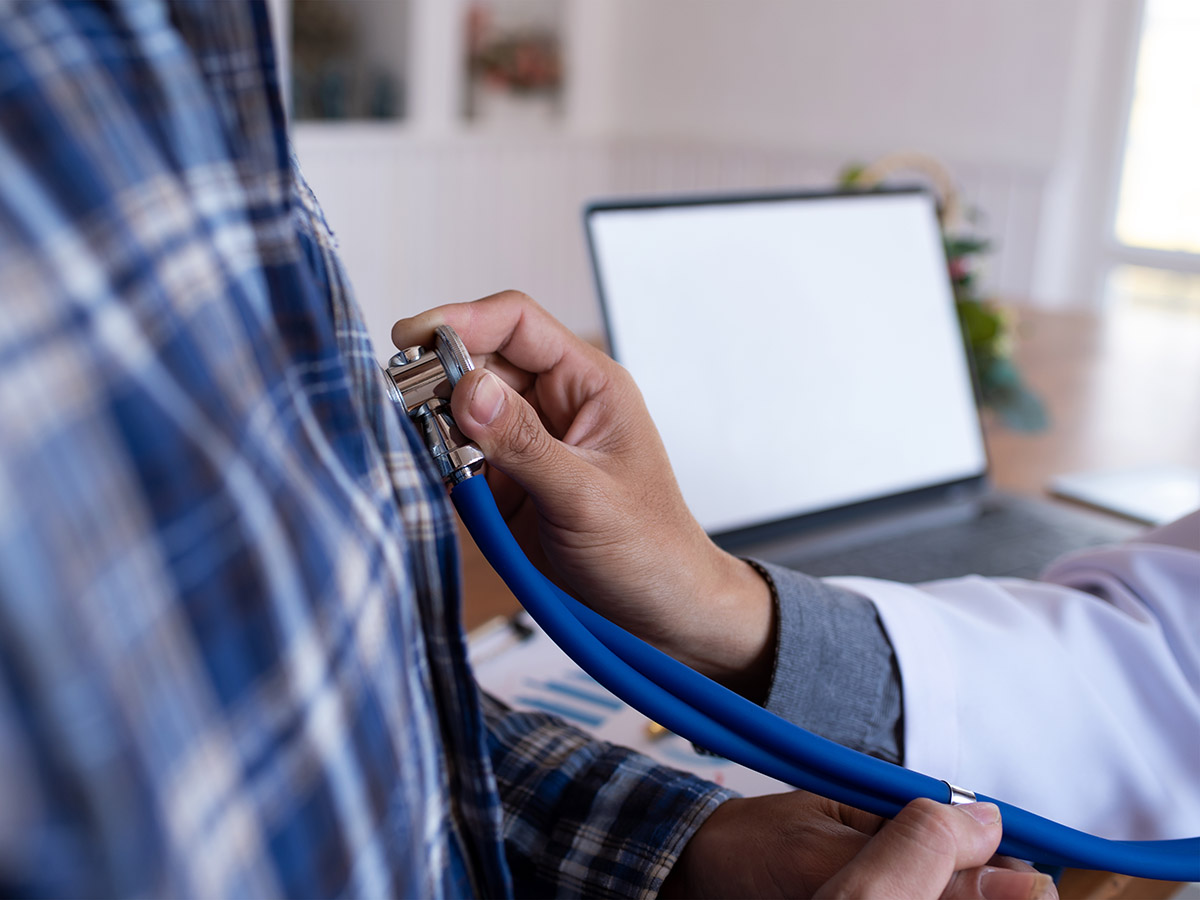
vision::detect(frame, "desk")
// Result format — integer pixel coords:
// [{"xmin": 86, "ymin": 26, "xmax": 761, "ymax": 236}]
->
[
  {"xmin": 456, "ymin": 303, "xmax": 1200, "ymax": 900},
  {"xmin": 985, "ymin": 303, "xmax": 1200, "ymax": 497}
]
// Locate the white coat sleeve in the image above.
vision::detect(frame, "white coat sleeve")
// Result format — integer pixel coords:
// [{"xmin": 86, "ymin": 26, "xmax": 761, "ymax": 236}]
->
[{"xmin": 828, "ymin": 510, "xmax": 1200, "ymax": 841}]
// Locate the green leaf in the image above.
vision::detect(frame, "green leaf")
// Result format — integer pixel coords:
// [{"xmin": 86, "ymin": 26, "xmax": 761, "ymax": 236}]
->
[
  {"xmin": 944, "ymin": 236, "xmax": 991, "ymax": 257},
  {"xmin": 837, "ymin": 163, "xmax": 867, "ymax": 189}
]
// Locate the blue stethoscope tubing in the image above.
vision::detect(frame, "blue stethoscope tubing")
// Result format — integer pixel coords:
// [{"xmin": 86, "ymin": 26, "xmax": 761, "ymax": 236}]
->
[{"xmin": 451, "ymin": 475, "xmax": 1200, "ymax": 881}]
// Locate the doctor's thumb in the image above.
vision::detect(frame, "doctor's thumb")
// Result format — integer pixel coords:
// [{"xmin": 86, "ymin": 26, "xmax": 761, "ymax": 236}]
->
[{"xmin": 452, "ymin": 369, "xmax": 579, "ymax": 493}]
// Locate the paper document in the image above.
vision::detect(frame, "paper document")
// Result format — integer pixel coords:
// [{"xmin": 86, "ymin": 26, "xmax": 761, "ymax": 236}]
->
[{"xmin": 469, "ymin": 612, "xmax": 789, "ymax": 797}]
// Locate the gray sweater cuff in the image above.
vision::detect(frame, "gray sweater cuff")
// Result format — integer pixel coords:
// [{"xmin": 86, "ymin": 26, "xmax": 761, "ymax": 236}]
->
[{"xmin": 747, "ymin": 559, "xmax": 905, "ymax": 763}]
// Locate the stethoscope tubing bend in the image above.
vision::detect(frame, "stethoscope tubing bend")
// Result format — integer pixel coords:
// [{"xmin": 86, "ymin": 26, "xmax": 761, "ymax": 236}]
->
[{"xmin": 451, "ymin": 475, "xmax": 1200, "ymax": 881}]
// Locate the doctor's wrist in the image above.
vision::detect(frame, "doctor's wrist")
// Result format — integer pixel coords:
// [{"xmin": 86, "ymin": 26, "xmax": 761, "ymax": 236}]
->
[{"xmin": 666, "ymin": 552, "xmax": 777, "ymax": 701}]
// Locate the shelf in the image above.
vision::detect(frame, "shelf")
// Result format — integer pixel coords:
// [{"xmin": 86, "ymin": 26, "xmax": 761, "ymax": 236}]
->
[
  {"xmin": 282, "ymin": 0, "xmax": 578, "ymax": 134},
  {"xmin": 289, "ymin": 0, "xmax": 411, "ymax": 123}
]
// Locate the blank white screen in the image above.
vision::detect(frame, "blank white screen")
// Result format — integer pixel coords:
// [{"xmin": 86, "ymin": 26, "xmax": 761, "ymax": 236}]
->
[{"xmin": 589, "ymin": 192, "xmax": 988, "ymax": 534}]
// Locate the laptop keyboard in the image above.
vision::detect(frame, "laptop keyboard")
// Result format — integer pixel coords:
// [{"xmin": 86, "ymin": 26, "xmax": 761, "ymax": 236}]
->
[{"xmin": 781, "ymin": 500, "xmax": 1141, "ymax": 583}]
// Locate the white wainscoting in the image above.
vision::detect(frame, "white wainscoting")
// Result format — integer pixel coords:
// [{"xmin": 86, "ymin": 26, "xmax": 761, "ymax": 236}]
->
[
  {"xmin": 294, "ymin": 127, "xmax": 612, "ymax": 348},
  {"xmin": 293, "ymin": 127, "xmax": 1048, "ymax": 351}
]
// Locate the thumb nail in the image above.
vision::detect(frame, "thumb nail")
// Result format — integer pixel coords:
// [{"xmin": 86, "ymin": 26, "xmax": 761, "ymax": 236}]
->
[
  {"xmin": 469, "ymin": 370, "xmax": 505, "ymax": 426},
  {"xmin": 980, "ymin": 868, "xmax": 1055, "ymax": 900},
  {"xmin": 962, "ymin": 802, "xmax": 1001, "ymax": 826}
]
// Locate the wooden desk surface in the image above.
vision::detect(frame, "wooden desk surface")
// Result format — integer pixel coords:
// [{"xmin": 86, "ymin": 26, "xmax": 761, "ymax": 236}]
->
[
  {"xmin": 454, "ymin": 302, "xmax": 1200, "ymax": 899},
  {"xmin": 985, "ymin": 302, "xmax": 1200, "ymax": 497}
]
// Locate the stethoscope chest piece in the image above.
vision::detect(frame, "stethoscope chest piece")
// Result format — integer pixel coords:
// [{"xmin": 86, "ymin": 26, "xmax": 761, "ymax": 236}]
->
[{"xmin": 385, "ymin": 324, "xmax": 484, "ymax": 484}]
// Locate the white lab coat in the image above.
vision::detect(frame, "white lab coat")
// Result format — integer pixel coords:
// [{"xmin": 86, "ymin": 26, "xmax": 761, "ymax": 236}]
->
[{"xmin": 831, "ymin": 511, "xmax": 1200, "ymax": 841}]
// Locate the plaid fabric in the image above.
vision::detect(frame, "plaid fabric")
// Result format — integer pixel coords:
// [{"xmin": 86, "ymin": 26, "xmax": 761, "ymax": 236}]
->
[{"xmin": 0, "ymin": 2, "xmax": 728, "ymax": 897}]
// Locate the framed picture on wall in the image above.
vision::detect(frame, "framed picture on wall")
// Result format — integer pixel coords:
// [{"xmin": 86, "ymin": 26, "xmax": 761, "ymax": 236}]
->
[{"xmin": 464, "ymin": 0, "xmax": 565, "ymax": 128}]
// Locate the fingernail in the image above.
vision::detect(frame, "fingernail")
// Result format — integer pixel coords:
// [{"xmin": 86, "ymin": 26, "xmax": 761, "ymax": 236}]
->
[
  {"xmin": 470, "ymin": 371, "xmax": 505, "ymax": 425},
  {"xmin": 962, "ymin": 802, "xmax": 1001, "ymax": 826},
  {"xmin": 979, "ymin": 868, "xmax": 1055, "ymax": 900}
]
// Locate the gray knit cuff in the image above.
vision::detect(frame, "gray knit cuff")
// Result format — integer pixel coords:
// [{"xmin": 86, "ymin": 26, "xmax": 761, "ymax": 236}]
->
[{"xmin": 748, "ymin": 559, "xmax": 904, "ymax": 763}]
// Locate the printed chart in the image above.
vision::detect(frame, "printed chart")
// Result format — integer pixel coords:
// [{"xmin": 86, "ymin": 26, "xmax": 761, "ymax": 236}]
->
[{"xmin": 470, "ymin": 612, "xmax": 789, "ymax": 796}]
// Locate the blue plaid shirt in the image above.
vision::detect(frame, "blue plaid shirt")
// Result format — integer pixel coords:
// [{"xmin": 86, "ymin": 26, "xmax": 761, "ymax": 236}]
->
[{"xmin": 0, "ymin": 2, "xmax": 728, "ymax": 896}]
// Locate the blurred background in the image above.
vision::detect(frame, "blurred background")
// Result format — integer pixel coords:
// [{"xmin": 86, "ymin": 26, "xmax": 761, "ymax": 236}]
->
[{"xmin": 267, "ymin": 0, "xmax": 1199, "ymax": 353}]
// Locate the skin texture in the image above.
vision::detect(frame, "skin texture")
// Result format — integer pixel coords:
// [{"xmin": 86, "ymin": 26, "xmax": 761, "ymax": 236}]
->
[
  {"xmin": 393, "ymin": 291, "xmax": 1056, "ymax": 899},
  {"xmin": 393, "ymin": 290, "xmax": 776, "ymax": 697},
  {"xmin": 661, "ymin": 794, "xmax": 1053, "ymax": 900}
]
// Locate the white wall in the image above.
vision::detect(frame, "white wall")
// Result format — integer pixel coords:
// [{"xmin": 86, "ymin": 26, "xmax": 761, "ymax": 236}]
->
[
  {"xmin": 290, "ymin": 0, "xmax": 1133, "ymax": 352},
  {"xmin": 606, "ymin": 0, "xmax": 1132, "ymax": 308},
  {"xmin": 294, "ymin": 131, "xmax": 615, "ymax": 347},
  {"xmin": 1030, "ymin": 2, "xmax": 1144, "ymax": 307},
  {"xmin": 608, "ymin": 0, "xmax": 1082, "ymax": 170}
]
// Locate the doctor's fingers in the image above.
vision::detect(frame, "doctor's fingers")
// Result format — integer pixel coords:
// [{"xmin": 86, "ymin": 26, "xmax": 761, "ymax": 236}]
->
[
  {"xmin": 395, "ymin": 294, "xmax": 641, "ymax": 447},
  {"xmin": 393, "ymin": 290, "xmax": 611, "ymax": 381},
  {"xmin": 944, "ymin": 864, "xmax": 1057, "ymax": 900},
  {"xmin": 449, "ymin": 366, "xmax": 609, "ymax": 511},
  {"xmin": 816, "ymin": 799, "xmax": 1055, "ymax": 900}
]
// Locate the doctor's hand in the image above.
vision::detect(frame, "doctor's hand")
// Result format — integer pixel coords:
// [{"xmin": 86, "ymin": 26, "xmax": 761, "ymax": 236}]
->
[
  {"xmin": 662, "ymin": 793, "xmax": 1056, "ymax": 900},
  {"xmin": 392, "ymin": 290, "xmax": 776, "ymax": 696}
]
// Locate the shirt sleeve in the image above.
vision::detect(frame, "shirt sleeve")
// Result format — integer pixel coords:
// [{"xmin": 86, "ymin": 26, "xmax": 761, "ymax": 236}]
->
[
  {"xmin": 0, "ymin": 656, "xmax": 55, "ymax": 897},
  {"xmin": 750, "ymin": 560, "xmax": 905, "ymax": 763},
  {"xmin": 828, "ymin": 511, "xmax": 1200, "ymax": 840},
  {"xmin": 481, "ymin": 692, "xmax": 733, "ymax": 899}
]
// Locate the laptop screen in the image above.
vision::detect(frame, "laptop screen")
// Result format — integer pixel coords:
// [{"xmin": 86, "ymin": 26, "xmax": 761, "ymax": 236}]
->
[{"xmin": 585, "ymin": 189, "xmax": 989, "ymax": 536}]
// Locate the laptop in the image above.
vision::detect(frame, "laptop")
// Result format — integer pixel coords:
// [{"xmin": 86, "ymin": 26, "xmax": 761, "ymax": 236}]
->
[{"xmin": 583, "ymin": 187, "xmax": 1138, "ymax": 583}]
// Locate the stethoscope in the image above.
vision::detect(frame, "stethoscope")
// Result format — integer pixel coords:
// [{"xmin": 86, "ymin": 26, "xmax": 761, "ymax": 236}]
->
[{"xmin": 382, "ymin": 325, "xmax": 1199, "ymax": 882}]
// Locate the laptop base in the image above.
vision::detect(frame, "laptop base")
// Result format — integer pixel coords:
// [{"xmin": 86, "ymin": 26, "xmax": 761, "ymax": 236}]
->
[{"xmin": 762, "ymin": 496, "xmax": 1141, "ymax": 583}]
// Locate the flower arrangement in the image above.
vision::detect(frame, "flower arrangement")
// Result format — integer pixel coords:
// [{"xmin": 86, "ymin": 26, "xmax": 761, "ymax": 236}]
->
[
  {"xmin": 839, "ymin": 155, "xmax": 1046, "ymax": 431},
  {"xmin": 466, "ymin": 3, "xmax": 563, "ymax": 96}
]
